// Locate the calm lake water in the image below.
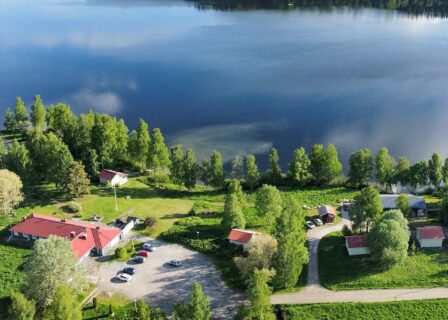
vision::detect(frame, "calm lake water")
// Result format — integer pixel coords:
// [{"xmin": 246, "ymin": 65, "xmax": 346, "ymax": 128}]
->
[{"xmin": 1, "ymin": 0, "xmax": 448, "ymax": 168}]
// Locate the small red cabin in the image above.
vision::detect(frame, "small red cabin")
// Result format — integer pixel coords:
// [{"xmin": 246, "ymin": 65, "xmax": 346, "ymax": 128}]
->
[{"xmin": 318, "ymin": 205, "xmax": 337, "ymax": 223}]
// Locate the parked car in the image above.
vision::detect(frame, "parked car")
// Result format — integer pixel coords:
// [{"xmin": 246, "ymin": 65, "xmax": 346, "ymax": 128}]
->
[
  {"xmin": 117, "ymin": 273, "xmax": 132, "ymax": 282},
  {"xmin": 136, "ymin": 250, "xmax": 150, "ymax": 257},
  {"xmin": 123, "ymin": 267, "xmax": 136, "ymax": 275},
  {"xmin": 305, "ymin": 221, "xmax": 315, "ymax": 229},
  {"xmin": 133, "ymin": 256, "xmax": 145, "ymax": 263},
  {"xmin": 143, "ymin": 242, "xmax": 156, "ymax": 251},
  {"xmin": 168, "ymin": 260, "xmax": 182, "ymax": 267},
  {"xmin": 313, "ymin": 218, "xmax": 323, "ymax": 226}
]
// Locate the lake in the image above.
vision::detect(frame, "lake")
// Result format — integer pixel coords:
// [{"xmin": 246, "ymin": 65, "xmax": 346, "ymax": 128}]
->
[{"xmin": 1, "ymin": 0, "xmax": 448, "ymax": 169}]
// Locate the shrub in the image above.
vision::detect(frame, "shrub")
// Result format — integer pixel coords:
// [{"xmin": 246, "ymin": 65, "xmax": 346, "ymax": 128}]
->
[
  {"xmin": 62, "ymin": 202, "xmax": 82, "ymax": 214},
  {"xmin": 115, "ymin": 247, "xmax": 125, "ymax": 259},
  {"xmin": 341, "ymin": 224, "xmax": 352, "ymax": 236},
  {"xmin": 144, "ymin": 217, "xmax": 157, "ymax": 227}
]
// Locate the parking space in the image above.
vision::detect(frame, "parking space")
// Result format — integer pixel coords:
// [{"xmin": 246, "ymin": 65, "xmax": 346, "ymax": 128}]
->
[{"xmin": 87, "ymin": 237, "xmax": 246, "ymax": 319}]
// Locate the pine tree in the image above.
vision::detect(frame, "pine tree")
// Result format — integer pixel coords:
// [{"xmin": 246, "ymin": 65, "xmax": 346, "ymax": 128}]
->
[
  {"xmin": 64, "ymin": 161, "xmax": 90, "ymax": 198},
  {"xmin": 245, "ymin": 154, "xmax": 259, "ymax": 191},
  {"xmin": 30, "ymin": 95, "xmax": 46, "ymax": 130},
  {"xmin": 147, "ymin": 128, "xmax": 170, "ymax": 171},
  {"xmin": 221, "ymin": 194, "xmax": 245, "ymax": 233},
  {"xmin": 183, "ymin": 148, "xmax": 198, "ymax": 189}
]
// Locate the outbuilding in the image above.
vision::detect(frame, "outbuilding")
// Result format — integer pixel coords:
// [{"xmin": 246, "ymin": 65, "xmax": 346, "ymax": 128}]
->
[
  {"xmin": 416, "ymin": 226, "xmax": 445, "ymax": 249},
  {"xmin": 380, "ymin": 194, "xmax": 427, "ymax": 217},
  {"xmin": 318, "ymin": 205, "xmax": 337, "ymax": 223},
  {"xmin": 99, "ymin": 169, "xmax": 128, "ymax": 187},
  {"xmin": 345, "ymin": 235, "xmax": 371, "ymax": 256},
  {"xmin": 228, "ymin": 229, "xmax": 260, "ymax": 250}
]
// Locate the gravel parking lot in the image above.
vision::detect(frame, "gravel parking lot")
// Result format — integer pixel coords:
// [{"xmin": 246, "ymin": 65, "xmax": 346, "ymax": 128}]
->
[{"xmin": 87, "ymin": 236, "xmax": 247, "ymax": 319}]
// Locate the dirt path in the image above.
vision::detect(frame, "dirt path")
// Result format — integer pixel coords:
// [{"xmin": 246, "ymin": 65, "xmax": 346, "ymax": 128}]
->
[{"xmin": 271, "ymin": 210, "xmax": 448, "ymax": 305}]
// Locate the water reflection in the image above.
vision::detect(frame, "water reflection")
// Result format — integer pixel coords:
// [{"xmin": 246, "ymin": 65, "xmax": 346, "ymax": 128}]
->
[
  {"xmin": 191, "ymin": 0, "xmax": 448, "ymax": 17},
  {"xmin": 1, "ymin": 0, "xmax": 448, "ymax": 169}
]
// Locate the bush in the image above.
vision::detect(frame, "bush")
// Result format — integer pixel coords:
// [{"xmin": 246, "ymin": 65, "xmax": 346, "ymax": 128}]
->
[
  {"xmin": 341, "ymin": 224, "xmax": 352, "ymax": 236},
  {"xmin": 62, "ymin": 202, "xmax": 82, "ymax": 214},
  {"xmin": 115, "ymin": 247, "xmax": 125, "ymax": 259},
  {"xmin": 144, "ymin": 217, "xmax": 157, "ymax": 227}
]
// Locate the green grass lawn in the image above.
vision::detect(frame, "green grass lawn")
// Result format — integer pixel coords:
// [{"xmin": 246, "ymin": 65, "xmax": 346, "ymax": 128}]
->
[
  {"xmin": 15, "ymin": 178, "xmax": 196, "ymax": 237},
  {"xmin": 0, "ymin": 235, "xmax": 32, "ymax": 318},
  {"xmin": 280, "ymin": 299, "xmax": 448, "ymax": 320},
  {"xmin": 319, "ymin": 231, "xmax": 448, "ymax": 290}
]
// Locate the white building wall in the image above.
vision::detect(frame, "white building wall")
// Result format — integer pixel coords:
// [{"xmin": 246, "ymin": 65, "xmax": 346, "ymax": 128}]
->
[
  {"xmin": 347, "ymin": 247, "xmax": 371, "ymax": 256},
  {"xmin": 419, "ymin": 238, "xmax": 443, "ymax": 248}
]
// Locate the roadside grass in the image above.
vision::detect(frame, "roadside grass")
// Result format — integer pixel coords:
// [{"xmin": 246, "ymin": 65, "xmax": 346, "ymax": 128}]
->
[
  {"xmin": 319, "ymin": 232, "xmax": 448, "ymax": 290},
  {"xmin": 280, "ymin": 299, "xmax": 448, "ymax": 320}
]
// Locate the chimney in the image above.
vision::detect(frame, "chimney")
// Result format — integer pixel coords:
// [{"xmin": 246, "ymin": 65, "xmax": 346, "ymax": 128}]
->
[
  {"xmin": 96, "ymin": 226, "xmax": 100, "ymax": 230},
  {"xmin": 61, "ymin": 219, "xmax": 66, "ymax": 223},
  {"xmin": 70, "ymin": 231, "xmax": 76, "ymax": 238},
  {"xmin": 80, "ymin": 232, "xmax": 87, "ymax": 240}
]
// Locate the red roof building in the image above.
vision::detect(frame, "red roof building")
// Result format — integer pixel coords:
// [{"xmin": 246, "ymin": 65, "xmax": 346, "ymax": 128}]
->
[
  {"xmin": 228, "ymin": 229, "xmax": 260, "ymax": 249},
  {"xmin": 416, "ymin": 226, "xmax": 445, "ymax": 249},
  {"xmin": 99, "ymin": 169, "xmax": 128, "ymax": 186},
  {"xmin": 417, "ymin": 226, "xmax": 445, "ymax": 239},
  {"xmin": 10, "ymin": 213, "xmax": 122, "ymax": 260},
  {"xmin": 345, "ymin": 235, "xmax": 370, "ymax": 256},
  {"xmin": 318, "ymin": 205, "xmax": 337, "ymax": 223}
]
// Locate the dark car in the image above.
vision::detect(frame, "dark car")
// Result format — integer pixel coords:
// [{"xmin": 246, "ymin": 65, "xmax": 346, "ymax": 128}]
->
[
  {"xmin": 123, "ymin": 267, "xmax": 136, "ymax": 275},
  {"xmin": 133, "ymin": 256, "xmax": 145, "ymax": 263}
]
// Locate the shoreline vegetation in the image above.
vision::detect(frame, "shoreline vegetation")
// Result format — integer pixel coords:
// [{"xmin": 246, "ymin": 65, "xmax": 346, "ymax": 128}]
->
[
  {"xmin": 190, "ymin": 0, "xmax": 448, "ymax": 18},
  {"xmin": 2, "ymin": 95, "xmax": 448, "ymax": 319}
]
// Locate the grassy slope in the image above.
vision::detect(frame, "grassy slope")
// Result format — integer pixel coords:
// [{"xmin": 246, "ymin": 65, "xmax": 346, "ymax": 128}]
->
[
  {"xmin": 319, "ymin": 232, "xmax": 448, "ymax": 290},
  {"xmin": 281, "ymin": 299, "xmax": 448, "ymax": 320},
  {"xmin": 15, "ymin": 178, "xmax": 196, "ymax": 237}
]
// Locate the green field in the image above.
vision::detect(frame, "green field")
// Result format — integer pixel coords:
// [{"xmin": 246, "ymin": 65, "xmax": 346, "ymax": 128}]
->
[
  {"xmin": 0, "ymin": 237, "xmax": 32, "ymax": 318},
  {"xmin": 281, "ymin": 299, "xmax": 448, "ymax": 320},
  {"xmin": 319, "ymin": 232, "xmax": 448, "ymax": 290},
  {"xmin": 15, "ymin": 178, "xmax": 198, "ymax": 237}
]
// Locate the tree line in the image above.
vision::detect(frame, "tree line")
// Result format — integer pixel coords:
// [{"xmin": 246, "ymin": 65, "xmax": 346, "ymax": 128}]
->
[{"xmin": 2, "ymin": 95, "xmax": 446, "ymax": 197}]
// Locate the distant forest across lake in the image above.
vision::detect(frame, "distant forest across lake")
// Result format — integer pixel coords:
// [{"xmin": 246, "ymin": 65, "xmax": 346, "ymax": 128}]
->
[{"xmin": 190, "ymin": 0, "xmax": 448, "ymax": 17}]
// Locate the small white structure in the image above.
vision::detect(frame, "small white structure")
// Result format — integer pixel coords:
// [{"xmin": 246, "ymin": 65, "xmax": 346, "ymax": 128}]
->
[
  {"xmin": 228, "ymin": 229, "xmax": 260, "ymax": 250},
  {"xmin": 345, "ymin": 235, "xmax": 371, "ymax": 256},
  {"xmin": 99, "ymin": 169, "xmax": 128, "ymax": 187},
  {"xmin": 416, "ymin": 226, "xmax": 445, "ymax": 249}
]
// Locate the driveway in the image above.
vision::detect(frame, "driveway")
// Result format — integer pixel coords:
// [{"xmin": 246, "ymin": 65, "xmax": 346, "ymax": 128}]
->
[
  {"xmin": 87, "ymin": 236, "xmax": 246, "ymax": 319},
  {"xmin": 271, "ymin": 210, "xmax": 448, "ymax": 305}
]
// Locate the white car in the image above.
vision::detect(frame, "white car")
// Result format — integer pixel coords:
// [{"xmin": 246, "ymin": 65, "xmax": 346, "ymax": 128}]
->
[
  {"xmin": 313, "ymin": 218, "xmax": 323, "ymax": 226},
  {"xmin": 117, "ymin": 273, "xmax": 132, "ymax": 282},
  {"xmin": 143, "ymin": 242, "xmax": 156, "ymax": 251},
  {"xmin": 168, "ymin": 260, "xmax": 182, "ymax": 267},
  {"xmin": 305, "ymin": 221, "xmax": 315, "ymax": 229}
]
